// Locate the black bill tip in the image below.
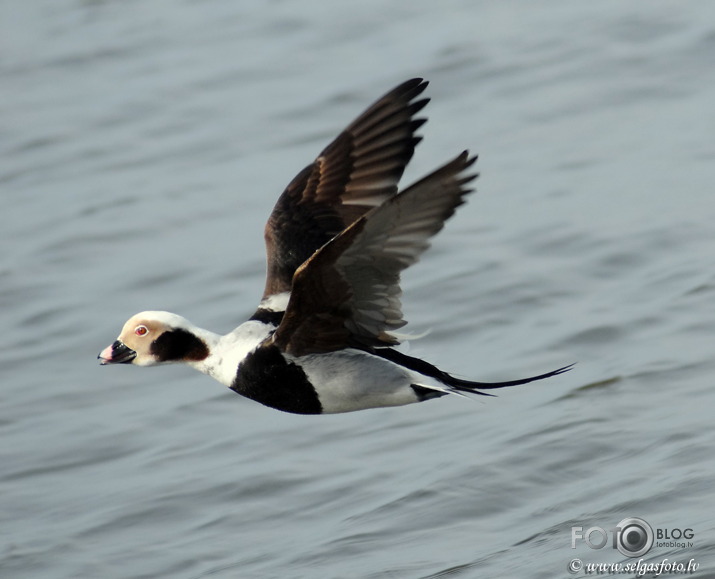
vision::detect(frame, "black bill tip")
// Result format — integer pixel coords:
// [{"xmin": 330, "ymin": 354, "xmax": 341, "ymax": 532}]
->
[{"xmin": 98, "ymin": 340, "xmax": 137, "ymax": 365}]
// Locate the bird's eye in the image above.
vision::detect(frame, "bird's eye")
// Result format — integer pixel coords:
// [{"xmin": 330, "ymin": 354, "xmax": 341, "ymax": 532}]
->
[{"xmin": 135, "ymin": 325, "xmax": 149, "ymax": 336}]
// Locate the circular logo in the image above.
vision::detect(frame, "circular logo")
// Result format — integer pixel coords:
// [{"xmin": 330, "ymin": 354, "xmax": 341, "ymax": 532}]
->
[
  {"xmin": 616, "ymin": 517, "xmax": 654, "ymax": 557},
  {"xmin": 567, "ymin": 558, "xmax": 583, "ymax": 574}
]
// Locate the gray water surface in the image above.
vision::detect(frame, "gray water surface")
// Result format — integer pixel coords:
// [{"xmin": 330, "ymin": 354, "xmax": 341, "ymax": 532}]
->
[{"xmin": 3, "ymin": 1, "xmax": 715, "ymax": 578}]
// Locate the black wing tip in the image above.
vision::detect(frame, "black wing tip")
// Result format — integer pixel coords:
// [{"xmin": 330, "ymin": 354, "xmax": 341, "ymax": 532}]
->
[
  {"xmin": 439, "ymin": 150, "xmax": 479, "ymax": 186},
  {"xmin": 402, "ymin": 77, "xmax": 428, "ymax": 90},
  {"xmin": 410, "ymin": 117, "xmax": 428, "ymax": 132},
  {"xmin": 446, "ymin": 150, "xmax": 477, "ymax": 167},
  {"xmin": 409, "ymin": 98, "xmax": 431, "ymax": 117},
  {"xmin": 391, "ymin": 78, "xmax": 430, "ymax": 104},
  {"xmin": 380, "ymin": 78, "xmax": 428, "ymax": 101},
  {"xmin": 457, "ymin": 150, "xmax": 478, "ymax": 167}
]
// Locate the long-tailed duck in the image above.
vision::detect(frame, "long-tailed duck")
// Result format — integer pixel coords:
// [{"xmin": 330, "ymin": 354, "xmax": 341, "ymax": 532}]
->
[{"xmin": 98, "ymin": 78, "xmax": 571, "ymax": 414}]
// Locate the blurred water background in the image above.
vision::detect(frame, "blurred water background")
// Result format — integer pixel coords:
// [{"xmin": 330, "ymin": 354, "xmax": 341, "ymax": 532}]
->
[{"xmin": 2, "ymin": 1, "xmax": 715, "ymax": 577}]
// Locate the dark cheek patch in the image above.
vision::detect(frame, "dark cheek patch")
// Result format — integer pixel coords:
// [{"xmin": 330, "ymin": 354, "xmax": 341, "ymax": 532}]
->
[{"xmin": 150, "ymin": 329, "xmax": 209, "ymax": 362}]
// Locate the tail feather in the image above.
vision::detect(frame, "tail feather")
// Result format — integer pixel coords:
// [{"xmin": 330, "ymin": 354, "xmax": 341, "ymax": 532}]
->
[
  {"xmin": 374, "ymin": 347, "xmax": 573, "ymax": 398},
  {"xmin": 444, "ymin": 363, "xmax": 575, "ymax": 396}
]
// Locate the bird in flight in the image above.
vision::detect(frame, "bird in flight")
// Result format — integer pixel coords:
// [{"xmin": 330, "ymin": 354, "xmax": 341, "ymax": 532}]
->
[{"xmin": 98, "ymin": 78, "xmax": 571, "ymax": 414}]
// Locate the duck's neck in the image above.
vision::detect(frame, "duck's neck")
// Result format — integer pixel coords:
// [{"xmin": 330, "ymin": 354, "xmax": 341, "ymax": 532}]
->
[
  {"xmin": 185, "ymin": 320, "xmax": 274, "ymax": 387},
  {"xmin": 181, "ymin": 325, "xmax": 221, "ymax": 375}
]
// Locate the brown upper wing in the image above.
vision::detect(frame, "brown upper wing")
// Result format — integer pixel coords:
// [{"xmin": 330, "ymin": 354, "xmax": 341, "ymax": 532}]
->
[
  {"xmin": 271, "ymin": 151, "xmax": 478, "ymax": 357},
  {"xmin": 261, "ymin": 79, "xmax": 429, "ymax": 300}
]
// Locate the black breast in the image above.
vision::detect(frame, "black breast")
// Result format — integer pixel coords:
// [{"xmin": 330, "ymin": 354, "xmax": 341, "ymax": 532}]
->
[{"xmin": 230, "ymin": 344, "xmax": 322, "ymax": 415}]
